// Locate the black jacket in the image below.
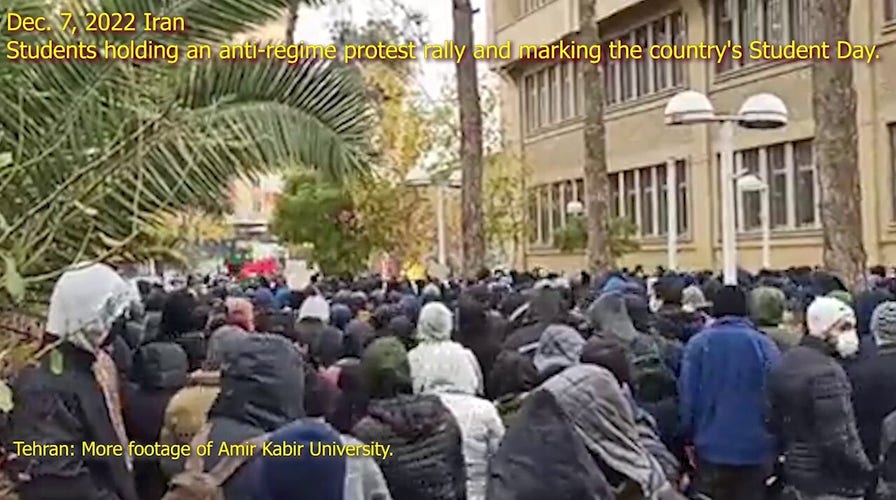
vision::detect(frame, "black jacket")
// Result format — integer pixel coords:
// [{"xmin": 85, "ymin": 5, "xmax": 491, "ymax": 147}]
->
[
  {"xmin": 849, "ymin": 345, "xmax": 896, "ymax": 463},
  {"xmin": 124, "ymin": 342, "xmax": 188, "ymax": 500},
  {"xmin": 766, "ymin": 335, "xmax": 872, "ymax": 497},
  {"xmin": 204, "ymin": 334, "xmax": 305, "ymax": 500},
  {"xmin": 352, "ymin": 394, "xmax": 466, "ymax": 500},
  {"xmin": 8, "ymin": 343, "xmax": 138, "ymax": 500}
]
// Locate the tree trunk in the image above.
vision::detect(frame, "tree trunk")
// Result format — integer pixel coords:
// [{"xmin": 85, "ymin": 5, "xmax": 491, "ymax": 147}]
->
[
  {"xmin": 285, "ymin": 2, "xmax": 300, "ymax": 44},
  {"xmin": 811, "ymin": 0, "xmax": 867, "ymax": 290},
  {"xmin": 453, "ymin": 0, "xmax": 485, "ymax": 277},
  {"xmin": 579, "ymin": 0, "xmax": 612, "ymax": 273}
]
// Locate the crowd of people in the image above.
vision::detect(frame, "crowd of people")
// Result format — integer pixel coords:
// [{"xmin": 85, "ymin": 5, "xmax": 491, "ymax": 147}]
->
[{"xmin": 5, "ymin": 262, "xmax": 896, "ymax": 500}]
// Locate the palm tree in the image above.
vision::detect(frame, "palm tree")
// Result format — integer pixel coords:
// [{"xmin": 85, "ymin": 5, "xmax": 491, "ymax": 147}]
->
[
  {"xmin": 0, "ymin": 0, "xmax": 373, "ymax": 306},
  {"xmin": 811, "ymin": 0, "xmax": 867, "ymax": 289}
]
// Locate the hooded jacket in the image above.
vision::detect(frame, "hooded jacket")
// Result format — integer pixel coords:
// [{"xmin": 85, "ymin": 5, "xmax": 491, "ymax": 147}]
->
[
  {"xmin": 502, "ymin": 287, "xmax": 564, "ymax": 355},
  {"xmin": 203, "ymin": 334, "xmax": 306, "ymax": 500},
  {"xmin": 9, "ymin": 264, "xmax": 139, "ymax": 500},
  {"xmin": 352, "ymin": 338, "xmax": 467, "ymax": 500},
  {"xmin": 749, "ymin": 286, "xmax": 800, "ymax": 351},
  {"xmin": 408, "ymin": 303, "xmax": 483, "ymax": 396}
]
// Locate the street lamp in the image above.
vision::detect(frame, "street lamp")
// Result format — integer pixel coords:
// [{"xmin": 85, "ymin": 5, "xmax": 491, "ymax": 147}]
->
[
  {"xmin": 565, "ymin": 200, "xmax": 584, "ymax": 217},
  {"xmin": 404, "ymin": 167, "xmax": 460, "ymax": 266},
  {"xmin": 665, "ymin": 91, "xmax": 787, "ymax": 284},
  {"xmin": 737, "ymin": 173, "xmax": 771, "ymax": 270}
]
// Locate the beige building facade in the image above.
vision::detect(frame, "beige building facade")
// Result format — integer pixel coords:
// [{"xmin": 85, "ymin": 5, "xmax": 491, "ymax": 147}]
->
[{"xmin": 489, "ymin": 0, "xmax": 896, "ymax": 273}]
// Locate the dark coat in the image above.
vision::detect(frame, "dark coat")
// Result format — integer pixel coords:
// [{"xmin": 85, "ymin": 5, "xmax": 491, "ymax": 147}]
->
[
  {"xmin": 204, "ymin": 334, "xmax": 305, "ymax": 500},
  {"xmin": 849, "ymin": 345, "xmax": 896, "ymax": 463},
  {"xmin": 124, "ymin": 343, "xmax": 188, "ymax": 500},
  {"xmin": 487, "ymin": 389, "xmax": 614, "ymax": 500},
  {"xmin": 9, "ymin": 343, "xmax": 139, "ymax": 500},
  {"xmin": 352, "ymin": 394, "xmax": 467, "ymax": 500},
  {"xmin": 766, "ymin": 335, "xmax": 873, "ymax": 497},
  {"xmin": 502, "ymin": 288, "xmax": 563, "ymax": 355}
]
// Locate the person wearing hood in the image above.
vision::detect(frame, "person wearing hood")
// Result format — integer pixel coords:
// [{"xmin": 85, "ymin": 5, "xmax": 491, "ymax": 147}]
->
[
  {"xmin": 489, "ymin": 364, "xmax": 683, "ymax": 500},
  {"xmin": 352, "ymin": 338, "xmax": 467, "ymax": 500},
  {"xmin": 487, "ymin": 350, "xmax": 537, "ymax": 428},
  {"xmin": 846, "ymin": 301, "xmax": 896, "ymax": 498},
  {"xmin": 384, "ymin": 315, "xmax": 416, "ymax": 351},
  {"xmin": 9, "ymin": 263, "xmax": 139, "ymax": 500},
  {"xmin": 502, "ymin": 286, "xmax": 565, "ymax": 356},
  {"xmin": 342, "ymin": 319, "xmax": 376, "ymax": 360},
  {"xmin": 296, "ymin": 294, "xmax": 330, "ymax": 345},
  {"xmin": 849, "ymin": 289, "xmax": 893, "ymax": 365},
  {"xmin": 581, "ymin": 336, "xmax": 683, "ymax": 489},
  {"xmin": 331, "ymin": 303, "xmax": 354, "ymax": 332},
  {"xmin": 587, "ymin": 292, "xmax": 678, "ymax": 415},
  {"xmin": 123, "ymin": 342, "xmax": 188, "ymax": 500},
  {"xmin": 198, "ymin": 334, "xmax": 305, "ymax": 499},
  {"xmin": 678, "ymin": 286, "xmax": 780, "ymax": 500},
  {"xmin": 652, "ymin": 277, "xmax": 705, "ymax": 344},
  {"xmin": 749, "ymin": 286, "xmax": 800, "ymax": 351},
  {"xmin": 408, "ymin": 302, "xmax": 483, "ymax": 396},
  {"xmin": 159, "ymin": 325, "xmax": 244, "ymax": 479},
  {"xmin": 249, "ymin": 418, "xmax": 392, "ymax": 500},
  {"xmin": 532, "ymin": 324, "xmax": 585, "ymax": 383},
  {"xmin": 431, "ymin": 322, "xmax": 506, "ymax": 499},
  {"xmin": 767, "ymin": 296, "xmax": 872, "ymax": 499},
  {"xmin": 456, "ymin": 294, "xmax": 502, "ymax": 392}
]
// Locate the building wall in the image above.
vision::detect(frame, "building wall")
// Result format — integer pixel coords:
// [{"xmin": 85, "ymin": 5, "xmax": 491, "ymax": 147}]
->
[{"xmin": 489, "ymin": 0, "xmax": 896, "ymax": 273}]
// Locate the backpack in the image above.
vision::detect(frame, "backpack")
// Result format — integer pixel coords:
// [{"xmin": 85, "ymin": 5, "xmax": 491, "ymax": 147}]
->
[
  {"xmin": 630, "ymin": 335, "xmax": 677, "ymax": 404},
  {"xmin": 162, "ymin": 424, "xmax": 268, "ymax": 500}
]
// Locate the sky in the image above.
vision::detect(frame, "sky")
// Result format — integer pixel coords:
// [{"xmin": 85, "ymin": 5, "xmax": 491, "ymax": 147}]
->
[{"xmin": 292, "ymin": 0, "xmax": 489, "ymax": 104}]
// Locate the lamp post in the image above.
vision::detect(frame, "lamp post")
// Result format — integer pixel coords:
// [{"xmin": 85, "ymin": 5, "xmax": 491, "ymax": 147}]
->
[
  {"xmin": 405, "ymin": 167, "xmax": 461, "ymax": 267},
  {"xmin": 664, "ymin": 90, "xmax": 788, "ymax": 285},
  {"xmin": 666, "ymin": 157, "xmax": 678, "ymax": 271},
  {"xmin": 737, "ymin": 173, "xmax": 771, "ymax": 270}
]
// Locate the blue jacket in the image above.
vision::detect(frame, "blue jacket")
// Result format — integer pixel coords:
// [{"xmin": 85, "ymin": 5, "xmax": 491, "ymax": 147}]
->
[{"xmin": 678, "ymin": 316, "xmax": 780, "ymax": 466}]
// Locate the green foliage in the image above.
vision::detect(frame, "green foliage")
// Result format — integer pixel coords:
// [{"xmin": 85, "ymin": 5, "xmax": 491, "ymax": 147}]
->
[
  {"xmin": 483, "ymin": 153, "xmax": 529, "ymax": 264},
  {"xmin": 0, "ymin": 0, "xmax": 373, "ymax": 306},
  {"xmin": 553, "ymin": 216, "xmax": 641, "ymax": 261},
  {"xmin": 272, "ymin": 172, "xmax": 372, "ymax": 276}
]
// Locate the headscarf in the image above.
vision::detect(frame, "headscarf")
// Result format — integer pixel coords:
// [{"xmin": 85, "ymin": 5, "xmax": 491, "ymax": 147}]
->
[
  {"xmin": 225, "ymin": 297, "xmax": 255, "ymax": 331},
  {"xmin": 532, "ymin": 325, "xmax": 584, "ymax": 375},
  {"xmin": 587, "ymin": 292, "xmax": 638, "ymax": 342},
  {"xmin": 417, "ymin": 302, "xmax": 453, "ymax": 341},
  {"xmin": 298, "ymin": 295, "xmax": 330, "ymax": 323},
  {"xmin": 45, "ymin": 263, "xmax": 138, "ymax": 469}
]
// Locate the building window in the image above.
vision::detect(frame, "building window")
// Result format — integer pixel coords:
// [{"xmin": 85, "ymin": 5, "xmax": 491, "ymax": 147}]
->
[
  {"xmin": 562, "ymin": 181, "xmax": 574, "ymax": 224},
  {"xmin": 714, "ymin": 0, "xmax": 809, "ymax": 72},
  {"xmin": 891, "ymin": 124, "xmax": 896, "ymax": 220},
  {"xmin": 575, "ymin": 178, "xmax": 585, "ymax": 203},
  {"xmin": 676, "ymin": 160, "xmax": 689, "ymax": 235},
  {"xmin": 605, "ymin": 11, "xmax": 685, "ymax": 106},
  {"xmin": 522, "ymin": 61, "xmax": 586, "ymax": 136},
  {"xmin": 793, "ymin": 140, "xmax": 816, "ymax": 227},
  {"xmin": 521, "ymin": 0, "xmax": 550, "ymax": 16},
  {"xmin": 640, "ymin": 167, "xmax": 655, "ymax": 236},
  {"xmin": 657, "ymin": 163, "xmax": 668, "ymax": 235},
  {"xmin": 888, "ymin": 0, "xmax": 896, "ymax": 22},
  {"xmin": 610, "ymin": 174, "xmax": 621, "ymax": 218},
  {"xmin": 528, "ymin": 190, "xmax": 538, "ymax": 243},
  {"xmin": 624, "ymin": 171, "xmax": 637, "ymax": 227},
  {"xmin": 739, "ymin": 148, "xmax": 762, "ymax": 231},
  {"xmin": 723, "ymin": 139, "xmax": 817, "ymax": 233},
  {"xmin": 767, "ymin": 143, "xmax": 788, "ymax": 227},
  {"xmin": 560, "ymin": 63, "xmax": 572, "ymax": 120},
  {"xmin": 575, "ymin": 61, "xmax": 585, "ymax": 114},
  {"xmin": 550, "ymin": 182, "xmax": 562, "ymax": 238},
  {"xmin": 610, "ymin": 162, "xmax": 690, "ymax": 239},
  {"xmin": 524, "ymin": 75, "xmax": 536, "ymax": 133}
]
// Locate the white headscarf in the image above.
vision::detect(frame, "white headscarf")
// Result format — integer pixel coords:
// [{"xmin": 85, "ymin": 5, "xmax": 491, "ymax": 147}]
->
[{"xmin": 46, "ymin": 263, "xmax": 138, "ymax": 353}]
